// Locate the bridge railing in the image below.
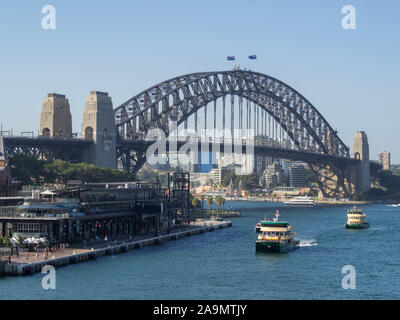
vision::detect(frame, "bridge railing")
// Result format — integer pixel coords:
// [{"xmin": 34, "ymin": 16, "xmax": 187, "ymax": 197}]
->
[
  {"xmin": 134, "ymin": 135, "xmax": 320, "ymax": 155},
  {"xmin": 1, "ymin": 131, "xmax": 83, "ymax": 140},
  {"xmin": 137, "ymin": 134, "xmax": 291, "ymax": 148}
]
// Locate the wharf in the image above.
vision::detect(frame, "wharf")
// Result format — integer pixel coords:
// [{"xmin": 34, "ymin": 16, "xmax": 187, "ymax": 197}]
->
[{"xmin": 0, "ymin": 220, "xmax": 232, "ymax": 277}]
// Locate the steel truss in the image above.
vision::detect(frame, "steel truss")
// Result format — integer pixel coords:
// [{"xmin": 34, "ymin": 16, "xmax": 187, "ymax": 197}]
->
[
  {"xmin": 114, "ymin": 70, "xmax": 354, "ymax": 197},
  {"xmin": 114, "ymin": 70, "xmax": 349, "ymax": 157},
  {"xmin": 4, "ymin": 137, "xmax": 91, "ymax": 163}
]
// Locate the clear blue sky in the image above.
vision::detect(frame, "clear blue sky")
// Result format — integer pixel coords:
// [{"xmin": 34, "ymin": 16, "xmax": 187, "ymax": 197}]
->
[{"xmin": 0, "ymin": 1, "xmax": 399, "ymax": 162}]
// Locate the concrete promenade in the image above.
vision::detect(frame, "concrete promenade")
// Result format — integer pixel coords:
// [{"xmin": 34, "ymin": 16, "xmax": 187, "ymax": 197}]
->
[{"xmin": 0, "ymin": 220, "xmax": 232, "ymax": 277}]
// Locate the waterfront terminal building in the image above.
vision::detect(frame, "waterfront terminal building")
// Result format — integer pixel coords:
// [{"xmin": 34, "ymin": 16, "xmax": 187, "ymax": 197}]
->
[{"xmin": 0, "ymin": 173, "xmax": 190, "ymax": 245}]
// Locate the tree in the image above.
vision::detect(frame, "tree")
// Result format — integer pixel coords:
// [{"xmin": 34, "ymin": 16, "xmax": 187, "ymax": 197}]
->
[
  {"xmin": 8, "ymin": 156, "xmax": 137, "ymax": 186},
  {"xmin": 1, "ymin": 235, "xmax": 11, "ymax": 247},
  {"xmin": 206, "ymin": 196, "xmax": 214, "ymax": 213},
  {"xmin": 214, "ymin": 196, "xmax": 223, "ymax": 212},
  {"xmin": 221, "ymin": 171, "xmax": 260, "ymax": 190},
  {"xmin": 191, "ymin": 197, "xmax": 200, "ymax": 209},
  {"xmin": 17, "ymin": 235, "xmax": 24, "ymax": 246},
  {"xmin": 9, "ymin": 154, "xmax": 45, "ymax": 185},
  {"xmin": 220, "ymin": 197, "xmax": 226, "ymax": 211},
  {"xmin": 200, "ymin": 195, "xmax": 205, "ymax": 210}
]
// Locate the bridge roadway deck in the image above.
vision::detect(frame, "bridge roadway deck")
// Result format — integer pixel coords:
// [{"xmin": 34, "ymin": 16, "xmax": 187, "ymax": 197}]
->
[
  {"xmin": 3, "ymin": 136, "xmax": 92, "ymax": 148},
  {"xmin": 4, "ymin": 136, "xmax": 382, "ymax": 169},
  {"xmin": 119, "ymin": 139, "xmax": 360, "ymax": 165}
]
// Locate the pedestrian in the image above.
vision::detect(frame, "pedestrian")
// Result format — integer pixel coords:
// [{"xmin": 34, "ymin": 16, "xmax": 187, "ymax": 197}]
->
[{"xmin": 8, "ymin": 256, "xmax": 11, "ymax": 264}]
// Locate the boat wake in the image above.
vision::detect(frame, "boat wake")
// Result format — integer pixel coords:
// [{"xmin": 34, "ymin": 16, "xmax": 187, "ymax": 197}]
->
[{"xmin": 299, "ymin": 239, "xmax": 318, "ymax": 247}]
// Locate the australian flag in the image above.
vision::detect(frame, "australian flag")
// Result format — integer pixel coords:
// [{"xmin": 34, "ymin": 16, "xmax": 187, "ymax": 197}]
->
[
  {"xmin": 249, "ymin": 55, "xmax": 257, "ymax": 60},
  {"xmin": 227, "ymin": 56, "xmax": 235, "ymax": 61}
]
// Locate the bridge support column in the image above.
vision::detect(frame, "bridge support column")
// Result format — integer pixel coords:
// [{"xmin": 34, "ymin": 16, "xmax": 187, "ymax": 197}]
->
[
  {"xmin": 40, "ymin": 93, "xmax": 72, "ymax": 138},
  {"xmin": 352, "ymin": 131, "xmax": 370, "ymax": 195},
  {"xmin": 81, "ymin": 91, "xmax": 117, "ymax": 169}
]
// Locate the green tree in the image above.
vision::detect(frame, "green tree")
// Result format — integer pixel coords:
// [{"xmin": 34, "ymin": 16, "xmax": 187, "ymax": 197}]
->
[
  {"xmin": 17, "ymin": 235, "xmax": 24, "ymax": 246},
  {"xmin": 220, "ymin": 197, "xmax": 226, "ymax": 211},
  {"xmin": 221, "ymin": 171, "xmax": 260, "ymax": 190},
  {"xmin": 9, "ymin": 154, "xmax": 45, "ymax": 185},
  {"xmin": 1, "ymin": 235, "xmax": 11, "ymax": 247},
  {"xmin": 206, "ymin": 196, "xmax": 214, "ymax": 213},
  {"xmin": 200, "ymin": 195, "xmax": 205, "ymax": 210},
  {"xmin": 214, "ymin": 196, "xmax": 223, "ymax": 212},
  {"xmin": 191, "ymin": 197, "xmax": 200, "ymax": 209}
]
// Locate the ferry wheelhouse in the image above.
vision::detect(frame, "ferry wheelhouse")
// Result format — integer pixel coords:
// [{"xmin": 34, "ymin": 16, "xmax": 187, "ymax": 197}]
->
[
  {"xmin": 345, "ymin": 207, "xmax": 369, "ymax": 229},
  {"xmin": 255, "ymin": 211, "xmax": 300, "ymax": 253}
]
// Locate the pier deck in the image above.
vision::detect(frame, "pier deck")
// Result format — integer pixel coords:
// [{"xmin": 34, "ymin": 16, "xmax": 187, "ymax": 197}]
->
[{"xmin": 0, "ymin": 220, "xmax": 232, "ymax": 277}]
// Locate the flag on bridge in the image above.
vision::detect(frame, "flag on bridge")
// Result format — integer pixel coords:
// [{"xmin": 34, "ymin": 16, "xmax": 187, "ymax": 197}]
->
[
  {"xmin": 227, "ymin": 56, "xmax": 235, "ymax": 61},
  {"xmin": 249, "ymin": 55, "xmax": 257, "ymax": 60}
]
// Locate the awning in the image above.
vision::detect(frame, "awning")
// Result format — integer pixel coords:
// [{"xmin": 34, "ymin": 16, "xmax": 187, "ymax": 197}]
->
[{"xmin": 41, "ymin": 190, "xmax": 56, "ymax": 195}]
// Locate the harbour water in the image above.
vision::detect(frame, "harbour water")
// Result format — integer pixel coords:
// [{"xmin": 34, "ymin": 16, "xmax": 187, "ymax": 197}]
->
[{"xmin": 0, "ymin": 201, "xmax": 399, "ymax": 300}]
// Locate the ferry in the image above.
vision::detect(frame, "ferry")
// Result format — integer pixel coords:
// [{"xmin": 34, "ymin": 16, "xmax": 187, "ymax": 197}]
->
[
  {"xmin": 283, "ymin": 196, "xmax": 316, "ymax": 207},
  {"xmin": 255, "ymin": 211, "xmax": 300, "ymax": 253},
  {"xmin": 345, "ymin": 207, "xmax": 369, "ymax": 229}
]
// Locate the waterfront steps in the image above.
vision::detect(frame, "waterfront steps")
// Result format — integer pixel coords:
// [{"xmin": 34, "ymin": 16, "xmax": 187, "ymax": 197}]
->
[{"xmin": 1, "ymin": 220, "xmax": 232, "ymax": 276}]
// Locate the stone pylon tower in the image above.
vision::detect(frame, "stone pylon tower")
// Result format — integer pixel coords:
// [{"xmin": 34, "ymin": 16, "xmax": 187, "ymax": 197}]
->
[
  {"xmin": 40, "ymin": 94, "xmax": 72, "ymax": 137},
  {"xmin": 81, "ymin": 91, "xmax": 116, "ymax": 169},
  {"xmin": 352, "ymin": 131, "xmax": 370, "ymax": 194}
]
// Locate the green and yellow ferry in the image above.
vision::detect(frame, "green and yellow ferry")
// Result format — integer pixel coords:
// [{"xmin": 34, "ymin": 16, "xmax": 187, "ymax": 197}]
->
[
  {"xmin": 255, "ymin": 211, "xmax": 300, "ymax": 253},
  {"xmin": 345, "ymin": 206, "xmax": 369, "ymax": 229}
]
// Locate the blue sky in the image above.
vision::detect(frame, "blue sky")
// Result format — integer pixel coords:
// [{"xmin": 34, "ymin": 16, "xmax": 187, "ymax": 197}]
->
[{"xmin": 0, "ymin": 1, "xmax": 399, "ymax": 162}]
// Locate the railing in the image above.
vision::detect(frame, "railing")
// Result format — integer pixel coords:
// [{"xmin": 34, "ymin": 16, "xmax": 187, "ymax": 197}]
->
[
  {"xmin": 124, "ymin": 135, "xmax": 350, "ymax": 158},
  {"xmin": 24, "ymin": 198, "xmax": 80, "ymax": 204},
  {"xmin": 0, "ymin": 247, "xmax": 12, "ymax": 257},
  {"xmin": 1, "ymin": 130, "xmax": 82, "ymax": 139},
  {"xmin": 0, "ymin": 207, "xmax": 19, "ymax": 217}
]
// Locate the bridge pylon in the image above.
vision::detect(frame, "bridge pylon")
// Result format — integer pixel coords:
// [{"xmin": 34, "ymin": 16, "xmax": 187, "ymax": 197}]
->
[
  {"xmin": 352, "ymin": 131, "xmax": 370, "ymax": 194},
  {"xmin": 40, "ymin": 93, "xmax": 72, "ymax": 137},
  {"xmin": 81, "ymin": 91, "xmax": 117, "ymax": 169}
]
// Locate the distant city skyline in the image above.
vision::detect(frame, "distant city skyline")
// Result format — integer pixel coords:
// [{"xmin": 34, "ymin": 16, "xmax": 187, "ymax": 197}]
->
[{"xmin": 0, "ymin": 1, "xmax": 399, "ymax": 162}]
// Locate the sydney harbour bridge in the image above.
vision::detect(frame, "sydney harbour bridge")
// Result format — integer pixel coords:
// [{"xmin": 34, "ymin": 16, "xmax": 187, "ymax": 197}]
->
[{"xmin": 1, "ymin": 70, "xmax": 380, "ymax": 198}]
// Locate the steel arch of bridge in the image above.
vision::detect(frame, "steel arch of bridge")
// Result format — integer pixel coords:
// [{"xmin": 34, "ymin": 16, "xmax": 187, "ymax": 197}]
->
[
  {"xmin": 114, "ymin": 70, "xmax": 349, "ymax": 159},
  {"xmin": 114, "ymin": 70, "xmax": 357, "ymax": 198}
]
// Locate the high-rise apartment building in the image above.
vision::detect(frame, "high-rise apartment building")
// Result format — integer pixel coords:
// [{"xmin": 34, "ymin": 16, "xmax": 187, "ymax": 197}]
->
[{"xmin": 288, "ymin": 162, "xmax": 308, "ymax": 188}]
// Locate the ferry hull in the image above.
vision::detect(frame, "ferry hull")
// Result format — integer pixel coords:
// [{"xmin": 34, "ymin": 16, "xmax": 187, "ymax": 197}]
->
[
  {"xmin": 345, "ymin": 223, "xmax": 369, "ymax": 229},
  {"xmin": 284, "ymin": 203, "xmax": 316, "ymax": 207},
  {"xmin": 255, "ymin": 241, "xmax": 299, "ymax": 253}
]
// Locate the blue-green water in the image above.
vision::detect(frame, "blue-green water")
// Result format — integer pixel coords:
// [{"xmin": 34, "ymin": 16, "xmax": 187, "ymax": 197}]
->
[{"xmin": 1, "ymin": 202, "xmax": 399, "ymax": 300}]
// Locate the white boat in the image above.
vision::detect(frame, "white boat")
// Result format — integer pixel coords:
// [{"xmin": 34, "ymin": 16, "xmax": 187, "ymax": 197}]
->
[{"xmin": 284, "ymin": 196, "xmax": 316, "ymax": 207}]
